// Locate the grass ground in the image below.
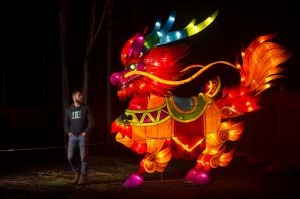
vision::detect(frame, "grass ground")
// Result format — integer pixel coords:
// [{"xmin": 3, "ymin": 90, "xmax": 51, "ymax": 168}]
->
[{"xmin": 1, "ymin": 147, "xmax": 300, "ymax": 199}]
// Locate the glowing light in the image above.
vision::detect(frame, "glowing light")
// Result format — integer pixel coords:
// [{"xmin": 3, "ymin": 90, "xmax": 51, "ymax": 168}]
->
[
  {"xmin": 111, "ymin": 8, "xmax": 290, "ymax": 187},
  {"xmin": 176, "ymin": 31, "xmax": 181, "ymax": 39},
  {"xmin": 130, "ymin": 64, "xmax": 136, "ymax": 70},
  {"xmin": 155, "ymin": 21, "xmax": 161, "ymax": 27},
  {"xmin": 157, "ymin": 31, "xmax": 163, "ymax": 37},
  {"xmin": 124, "ymin": 61, "xmax": 238, "ymax": 85},
  {"xmin": 169, "ymin": 16, "xmax": 175, "ymax": 22},
  {"xmin": 172, "ymin": 137, "xmax": 205, "ymax": 152},
  {"xmin": 144, "ymin": 42, "xmax": 150, "ymax": 49},
  {"xmin": 185, "ymin": 10, "xmax": 219, "ymax": 36},
  {"xmin": 166, "ymin": 35, "xmax": 170, "ymax": 42}
]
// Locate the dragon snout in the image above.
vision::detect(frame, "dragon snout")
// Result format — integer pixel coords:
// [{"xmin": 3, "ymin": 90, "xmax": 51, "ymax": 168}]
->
[
  {"xmin": 110, "ymin": 72, "xmax": 125, "ymax": 89},
  {"xmin": 110, "ymin": 70, "xmax": 141, "ymax": 90}
]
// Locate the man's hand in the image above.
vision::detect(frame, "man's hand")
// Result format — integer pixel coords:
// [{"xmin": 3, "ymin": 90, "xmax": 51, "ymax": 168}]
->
[
  {"xmin": 68, "ymin": 132, "xmax": 74, "ymax": 136},
  {"xmin": 81, "ymin": 132, "xmax": 87, "ymax": 136}
]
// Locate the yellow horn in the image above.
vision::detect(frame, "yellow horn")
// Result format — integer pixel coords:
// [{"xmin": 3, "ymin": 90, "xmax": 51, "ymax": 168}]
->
[{"xmin": 124, "ymin": 61, "xmax": 238, "ymax": 86}]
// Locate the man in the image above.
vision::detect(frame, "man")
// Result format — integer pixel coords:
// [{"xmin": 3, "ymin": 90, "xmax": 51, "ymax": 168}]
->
[{"xmin": 64, "ymin": 90, "xmax": 94, "ymax": 185}]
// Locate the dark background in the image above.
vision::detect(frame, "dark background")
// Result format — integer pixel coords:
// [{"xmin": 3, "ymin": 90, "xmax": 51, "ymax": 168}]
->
[{"xmin": 1, "ymin": 0, "xmax": 300, "ymax": 169}]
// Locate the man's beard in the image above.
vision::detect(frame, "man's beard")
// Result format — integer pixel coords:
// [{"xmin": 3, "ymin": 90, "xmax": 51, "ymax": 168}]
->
[{"xmin": 75, "ymin": 99, "xmax": 82, "ymax": 104}]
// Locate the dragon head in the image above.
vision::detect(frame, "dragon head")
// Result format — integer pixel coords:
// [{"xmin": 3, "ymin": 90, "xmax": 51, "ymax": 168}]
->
[{"xmin": 110, "ymin": 10, "xmax": 219, "ymax": 100}]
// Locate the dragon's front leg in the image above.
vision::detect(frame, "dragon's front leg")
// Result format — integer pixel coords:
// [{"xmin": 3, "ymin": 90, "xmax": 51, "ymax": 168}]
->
[
  {"xmin": 124, "ymin": 143, "xmax": 172, "ymax": 188},
  {"xmin": 112, "ymin": 114, "xmax": 173, "ymax": 188},
  {"xmin": 124, "ymin": 170, "xmax": 145, "ymax": 188}
]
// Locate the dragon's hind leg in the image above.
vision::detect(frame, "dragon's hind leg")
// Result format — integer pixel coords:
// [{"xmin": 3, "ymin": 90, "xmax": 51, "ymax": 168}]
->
[
  {"xmin": 185, "ymin": 150, "xmax": 234, "ymax": 185},
  {"xmin": 185, "ymin": 120, "xmax": 243, "ymax": 185}
]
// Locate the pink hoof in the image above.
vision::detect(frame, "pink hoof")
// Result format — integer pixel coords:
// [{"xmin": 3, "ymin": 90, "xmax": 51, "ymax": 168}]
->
[
  {"xmin": 123, "ymin": 173, "xmax": 144, "ymax": 188},
  {"xmin": 185, "ymin": 168, "xmax": 200, "ymax": 182},
  {"xmin": 185, "ymin": 169, "xmax": 211, "ymax": 185},
  {"xmin": 194, "ymin": 170, "xmax": 211, "ymax": 185}
]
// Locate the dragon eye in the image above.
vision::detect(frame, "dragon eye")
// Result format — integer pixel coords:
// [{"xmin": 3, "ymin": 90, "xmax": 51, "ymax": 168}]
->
[
  {"xmin": 129, "ymin": 64, "xmax": 136, "ymax": 70},
  {"xmin": 139, "ymin": 52, "xmax": 143, "ymax": 58}
]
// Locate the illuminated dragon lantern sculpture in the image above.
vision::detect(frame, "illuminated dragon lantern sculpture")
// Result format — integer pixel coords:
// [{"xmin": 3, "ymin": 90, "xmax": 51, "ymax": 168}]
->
[{"xmin": 110, "ymin": 10, "xmax": 289, "ymax": 188}]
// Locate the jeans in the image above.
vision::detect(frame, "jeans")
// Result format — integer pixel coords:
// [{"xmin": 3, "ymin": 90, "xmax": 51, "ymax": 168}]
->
[{"xmin": 67, "ymin": 135, "xmax": 89, "ymax": 176}]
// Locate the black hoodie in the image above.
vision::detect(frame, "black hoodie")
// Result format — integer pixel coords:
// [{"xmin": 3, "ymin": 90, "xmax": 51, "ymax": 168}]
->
[{"xmin": 64, "ymin": 104, "xmax": 94, "ymax": 136}]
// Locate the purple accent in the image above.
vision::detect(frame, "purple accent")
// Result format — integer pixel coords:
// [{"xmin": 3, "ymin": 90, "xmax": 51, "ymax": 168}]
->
[
  {"xmin": 135, "ymin": 113, "xmax": 143, "ymax": 121},
  {"xmin": 136, "ymin": 62, "xmax": 146, "ymax": 71},
  {"xmin": 194, "ymin": 170, "xmax": 211, "ymax": 185},
  {"xmin": 127, "ymin": 35, "xmax": 145, "ymax": 60},
  {"xmin": 143, "ymin": 115, "xmax": 151, "ymax": 123},
  {"xmin": 160, "ymin": 110, "xmax": 168, "ymax": 120},
  {"xmin": 110, "ymin": 69, "xmax": 139, "ymax": 90},
  {"xmin": 110, "ymin": 72, "xmax": 124, "ymax": 89},
  {"xmin": 185, "ymin": 168, "xmax": 199, "ymax": 182},
  {"xmin": 123, "ymin": 173, "xmax": 144, "ymax": 188},
  {"xmin": 134, "ymin": 106, "xmax": 170, "ymax": 124},
  {"xmin": 150, "ymin": 111, "xmax": 158, "ymax": 120},
  {"xmin": 185, "ymin": 168, "xmax": 211, "ymax": 185}
]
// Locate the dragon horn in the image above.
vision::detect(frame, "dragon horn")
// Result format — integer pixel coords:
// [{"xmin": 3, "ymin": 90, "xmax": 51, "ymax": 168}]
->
[
  {"xmin": 144, "ymin": 10, "xmax": 219, "ymax": 50},
  {"xmin": 144, "ymin": 10, "xmax": 176, "ymax": 50},
  {"xmin": 158, "ymin": 10, "xmax": 176, "ymax": 36},
  {"xmin": 184, "ymin": 10, "xmax": 219, "ymax": 37},
  {"xmin": 159, "ymin": 10, "xmax": 219, "ymax": 45}
]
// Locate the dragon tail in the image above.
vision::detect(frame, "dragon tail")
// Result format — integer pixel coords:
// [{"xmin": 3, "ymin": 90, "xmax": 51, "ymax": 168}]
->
[{"xmin": 216, "ymin": 34, "xmax": 290, "ymax": 118}]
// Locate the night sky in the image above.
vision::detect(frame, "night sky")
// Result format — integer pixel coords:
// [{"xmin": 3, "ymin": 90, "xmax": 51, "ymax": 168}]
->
[{"xmin": 1, "ymin": 0, "xmax": 299, "ymax": 148}]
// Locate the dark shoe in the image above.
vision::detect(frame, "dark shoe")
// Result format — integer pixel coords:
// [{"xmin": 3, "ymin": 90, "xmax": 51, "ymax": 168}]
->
[
  {"xmin": 72, "ymin": 172, "xmax": 80, "ymax": 184},
  {"xmin": 78, "ymin": 175, "xmax": 87, "ymax": 185}
]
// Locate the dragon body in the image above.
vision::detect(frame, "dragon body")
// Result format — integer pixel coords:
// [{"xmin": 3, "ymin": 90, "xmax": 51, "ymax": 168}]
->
[{"xmin": 109, "ymin": 10, "xmax": 289, "ymax": 188}]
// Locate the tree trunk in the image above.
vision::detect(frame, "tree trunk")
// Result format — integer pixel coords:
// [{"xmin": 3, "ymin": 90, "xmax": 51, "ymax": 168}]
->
[
  {"xmin": 0, "ymin": 0, "xmax": 5, "ymax": 108},
  {"xmin": 59, "ymin": 0, "xmax": 70, "ymax": 154},
  {"xmin": 82, "ymin": 0, "xmax": 97, "ymax": 105},
  {"xmin": 106, "ymin": 1, "xmax": 113, "ymax": 142},
  {"xmin": 59, "ymin": 0, "xmax": 69, "ymax": 111},
  {"xmin": 1, "ymin": 55, "xmax": 6, "ymax": 108},
  {"xmin": 82, "ymin": 0, "xmax": 112, "ymax": 105}
]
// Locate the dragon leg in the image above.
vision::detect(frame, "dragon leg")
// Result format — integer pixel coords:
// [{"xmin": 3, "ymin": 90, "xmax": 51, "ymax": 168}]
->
[
  {"xmin": 186, "ymin": 119, "xmax": 243, "ymax": 184},
  {"xmin": 124, "ymin": 141, "xmax": 172, "ymax": 188}
]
